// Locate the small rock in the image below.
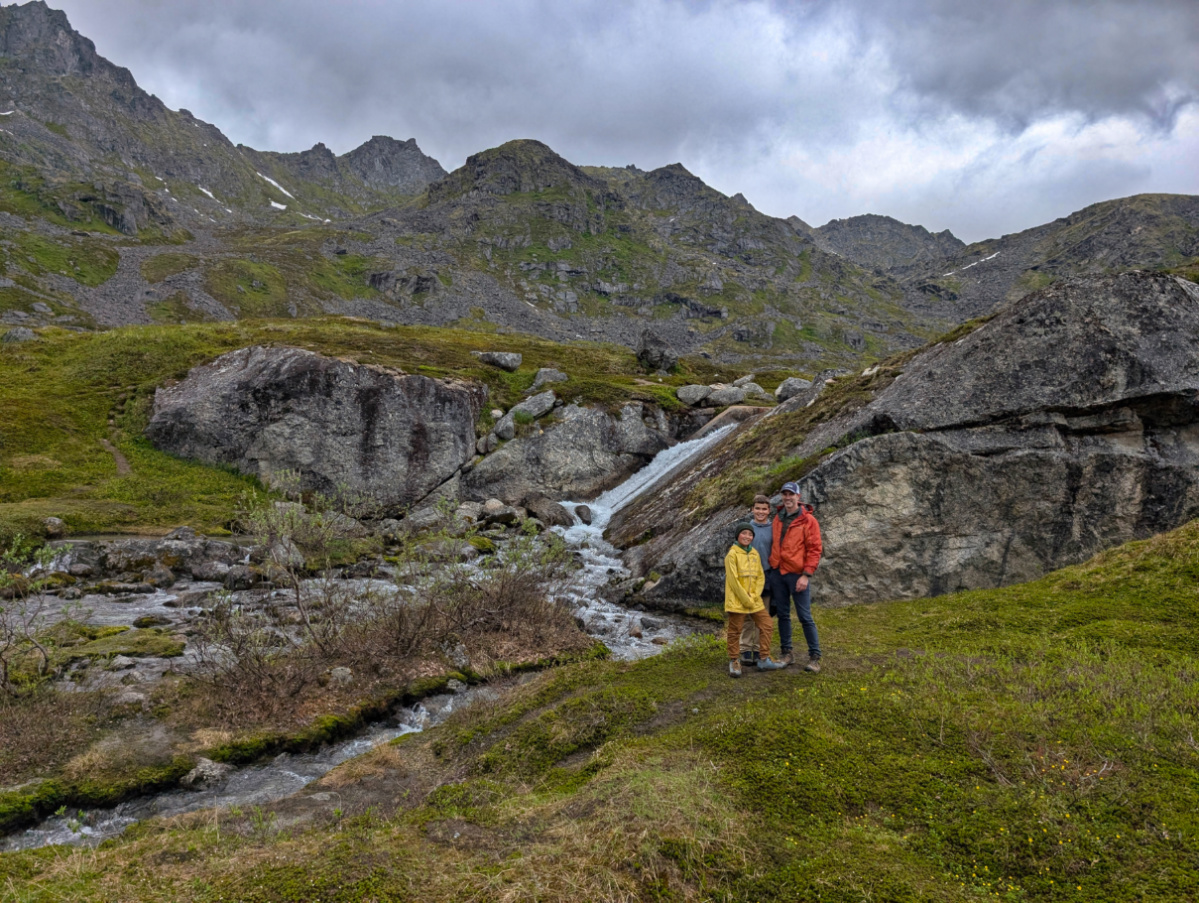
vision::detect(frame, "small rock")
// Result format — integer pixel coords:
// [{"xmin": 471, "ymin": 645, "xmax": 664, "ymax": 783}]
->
[
  {"xmin": 529, "ymin": 368, "xmax": 568, "ymax": 391},
  {"xmin": 490, "ymin": 409, "xmax": 505, "ymax": 420},
  {"xmin": 328, "ymin": 666, "xmax": 353, "ymax": 687},
  {"xmin": 628, "ymin": 625, "xmax": 643, "ymax": 639},
  {"xmin": 190, "ymin": 560, "xmax": 231, "ymax": 582},
  {"xmin": 732, "ymin": 374, "xmax": 757, "ymax": 387},
  {"xmin": 181, "ymin": 757, "xmax": 235, "ymax": 789},
  {"xmin": 740, "ymin": 382, "xmax": 768, "ymax": 397},
  {"xmin": 640, "ymin": 616, "xmax": 663, "ymax": 629},
  {"xmin": 474, "ymin": 351, "xmax": 522, "ymax": 372},
  {"xmin": 164, "ymin": 526, "xmax": 198, "ymax": 541},
  {"xmin": 133, "ymin": 615, "xmax": 170, "ymax": 628},
  {"xmin": 223, "ymin": 565, "xmax": 261, "ymax": 591},
  {"xmin": 446, "ymin": 678, "xmax": 467, "ymax": 694},
  {"xmin": 774, "ymin": 376, "xmax": 814, "ymax": 400},
  {"xmin": 68, "ymin": 563, "xmax": 94, "ymax": 578},
  {"xmin": 267, "ymin": 538, "xmax": 305, "ymax": 569},
  {"xmin": 676, "ymin": 385, "xmax": 713, "ymax": 406},
  {"xmin": 483, "ymin": 498, "xmax": 507, "ymax": 516},
  {"xmin": 42, "ymin": 517, "xmax": 65, "ymax": 539},
  {"xmin": 523, "ymin": 494, "xmax": 573, "ymax": 528},
  {"xmin": 2, "ymin": 327, "xmax": 35, "ymax": 343},
  {"xmin": 652, "ymin": 637, "xmax": 669, "ymax": 646},
  {"xmin": 113, "ymin": 689, "xmax": 147, "ymax": 707},
  {"xmin": 456, "ymin": 501, "xmax": 485, "ymax": 522},
  {"xmin": 31, "ymin": 301, "xmax": 52, "ymax": 315},
  {"xmin": 442, "ymin": 641, "xmax": 471, "ymax": 672},
  {"xmin": 108, "ymin": 655, "xmax": 136, "ymax": 671},
  {"xmin": 145, "ymin": 564, "xmax": 176, "ymax": 588},
  {"xmin": 576, "ymin": 505, "xmax": 593, "ymax": 526}
]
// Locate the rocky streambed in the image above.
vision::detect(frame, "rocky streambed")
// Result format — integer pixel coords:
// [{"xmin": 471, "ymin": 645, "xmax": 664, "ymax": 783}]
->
[{"xmin": 2, "ymin": 425, "xmax": 733, "ymax": 851}]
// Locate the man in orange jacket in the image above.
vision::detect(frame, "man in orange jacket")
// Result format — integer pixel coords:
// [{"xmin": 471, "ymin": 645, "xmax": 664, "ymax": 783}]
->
[{"xmin": 768, "ymin": 481, "xmax": 823, "ymax": 672}]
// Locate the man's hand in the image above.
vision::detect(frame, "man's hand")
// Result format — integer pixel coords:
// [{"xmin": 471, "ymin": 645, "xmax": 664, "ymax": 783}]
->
[{"xmin": 797, "ymin": 575, "xmax": 810, "ymax": 592}]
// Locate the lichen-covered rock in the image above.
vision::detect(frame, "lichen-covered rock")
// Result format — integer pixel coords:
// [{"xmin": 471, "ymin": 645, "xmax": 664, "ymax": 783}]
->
[
  {"xmin": 529, "ymin": 368, "xmax": 568, "ymax": 391},
  {"xmin": 145, "ymin": 346, "xmax": 485, "ymax": 513}
]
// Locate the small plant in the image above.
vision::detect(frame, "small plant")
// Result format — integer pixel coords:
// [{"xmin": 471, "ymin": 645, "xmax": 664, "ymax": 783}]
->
[{"xmin": 0, "ymin": 534, "xmax": 56, "ymax": 695}]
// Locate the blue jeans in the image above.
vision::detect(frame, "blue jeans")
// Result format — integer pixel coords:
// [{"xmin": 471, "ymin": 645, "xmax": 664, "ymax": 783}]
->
[{"xmin": 769, "ymin": 570, "xmax": 821, "ymax": 659}]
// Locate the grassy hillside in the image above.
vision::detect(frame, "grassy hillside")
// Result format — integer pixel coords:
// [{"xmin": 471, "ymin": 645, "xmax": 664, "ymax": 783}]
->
[
  {"xmin": 0, "ymin": 318, "xmax": 737, "ymax": 542},
  {"xmin": 4, "ymin": 519, "xmax": 1196, "ymax": 901}
]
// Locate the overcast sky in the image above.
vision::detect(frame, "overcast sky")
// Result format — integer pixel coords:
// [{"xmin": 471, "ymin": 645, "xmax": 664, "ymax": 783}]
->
[{"xmin": 46, "ymin": 0, "xmax": 1199, "ymax": 242}]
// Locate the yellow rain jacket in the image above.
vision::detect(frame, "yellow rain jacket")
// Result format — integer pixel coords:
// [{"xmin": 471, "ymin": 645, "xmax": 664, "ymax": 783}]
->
[{"xmin": 723, "ymin": 543, "xmax": 765, "ymax": 614}]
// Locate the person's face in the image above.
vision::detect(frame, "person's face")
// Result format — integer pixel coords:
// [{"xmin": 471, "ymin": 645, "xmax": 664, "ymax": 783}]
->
[
  {"xmin": 752, "ymin": 502, "xmax": 771, "ymax": 522},
  {"xmin": 781, "ymin": 490, "xmax": 800, "ymax": 513},
  {"xmin": 738, "ymin": 529, "xmax": 754, "ymax": 546}
]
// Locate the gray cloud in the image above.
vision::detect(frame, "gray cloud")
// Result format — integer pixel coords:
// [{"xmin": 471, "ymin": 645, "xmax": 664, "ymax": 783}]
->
[{"xmin": 42, "ymin": 0, "xmax": 1199, "ymax": 241}]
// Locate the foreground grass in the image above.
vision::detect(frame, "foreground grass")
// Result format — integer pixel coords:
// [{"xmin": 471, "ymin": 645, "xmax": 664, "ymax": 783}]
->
[
  {"xmin": 0, "ymin": 318, "xmax": 727, "ymax": 541},
  {"xmin": 4, "ymin": 520, "xmax": 1197, "ymax": 901}
]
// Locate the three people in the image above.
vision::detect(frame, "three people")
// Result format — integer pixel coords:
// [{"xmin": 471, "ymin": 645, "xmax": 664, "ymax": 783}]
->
[{"xmin": 723, "ymin": 481, "xmax": 823, "ymax": 677}]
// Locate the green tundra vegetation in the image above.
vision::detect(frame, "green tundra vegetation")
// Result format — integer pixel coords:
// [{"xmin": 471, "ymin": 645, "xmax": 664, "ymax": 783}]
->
[
  {"xmin": 0, "ymin": 318, "xmax": 740, "ymax": 543},
  {"xmin": 1, "ymin": 517, "xmax": 1196, "ymax": 901}
]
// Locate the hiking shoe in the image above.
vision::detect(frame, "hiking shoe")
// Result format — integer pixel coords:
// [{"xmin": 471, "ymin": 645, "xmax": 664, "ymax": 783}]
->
[
  {"xmin": 729, "ymin": 660, "xmax": 742, "ymax": 678},
  {"xmin": 804, "ymin": 657, "xmax": 822, "ymax": 673},
  {"xmin": 779, "ymin": 651, "xmax": 794, "ymax": 666},
  {"xmin": 757, "ymin": 657, "xmax": 786, "ymax": 671},
  {"xmin": 739, "ymin": 650, "xmax": 757, "ymax": 666}
]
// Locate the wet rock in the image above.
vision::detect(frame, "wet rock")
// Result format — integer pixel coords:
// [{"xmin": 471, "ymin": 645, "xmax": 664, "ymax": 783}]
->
[
  {"xmin": 652, "ymin": 637, "xmax": 669, "ymax": 645},
  {"xmin": 628, "ymin": 624, "xmax": 643, "ymax": 639},
  {"xmin": 42, "ymin": 517, "xmax": 65, "ymax": 538},
  {"xmin": 473, "ymin": 350, "xmax": 522, "ymax": 372},
  {"xmin": 92, "ymin": 582, "xmax": 155, "ymax": 595},
  {"xmin": 223, "ymin": 565, "xmax": 262, "ymax": 591},
  {"xmin": 576, "ymin": 505, "xmax": 593, "ymax": 526},
  {"xmin": 146, "ymin": 346, "xmax": 485, "ymax": 514},
  {"xmin": 190, "ymin": 560, "xmax": 231, "ymax": 582},
  {"xmin": 523, "ymin": 494, "xmax": 573, "ymax": 528},
  {"xmin": 774, "ymin": 376, "xmax": 813, "ymax": 400},
  {"xmin": 676, "ymin": 385, "xmax": 712, "ymax": 406},
  {"xmin": 144, "ymin": 564, "xmax": 176, "ymax": 588},
  {"xmin": 639, "ymin": 616, "xmax": 663, "ymax": 629},
  {"xmin": 181, "ymin": 757, "xmax": 235, "ymax": 789}
]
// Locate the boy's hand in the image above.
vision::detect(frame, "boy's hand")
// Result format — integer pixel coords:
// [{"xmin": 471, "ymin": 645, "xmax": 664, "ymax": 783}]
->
[{"xmin": 797, "ymin": 575, "xmax": 810, "ymax": 591}]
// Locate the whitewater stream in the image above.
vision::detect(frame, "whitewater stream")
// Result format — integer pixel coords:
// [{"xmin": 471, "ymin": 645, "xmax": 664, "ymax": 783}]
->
[{"xmin": 1, "ymin": 424, "xmax": 734, "ymax": 852}]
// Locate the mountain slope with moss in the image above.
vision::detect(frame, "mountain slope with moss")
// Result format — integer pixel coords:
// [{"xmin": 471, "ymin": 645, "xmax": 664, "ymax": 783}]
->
[{"xmin": 3, "ymin": 516, "xmax": 1197, "ymax": 901}]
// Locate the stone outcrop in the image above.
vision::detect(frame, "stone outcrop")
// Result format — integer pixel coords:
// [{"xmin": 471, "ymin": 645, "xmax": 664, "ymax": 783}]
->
[
  {"xmin": 145, "ymin": 346, "xmax": 485, "ymax": 512},
  {"xmin": 474, "ymin": 351, "xmax": 522, "ymax": 372},
  {"xmin": 464, "ymin": 402, "xmax": 672, "ymax": 503},
  {"xmin": 612, "ymin": 273, "xmax": 1199, "ymax": 609}
]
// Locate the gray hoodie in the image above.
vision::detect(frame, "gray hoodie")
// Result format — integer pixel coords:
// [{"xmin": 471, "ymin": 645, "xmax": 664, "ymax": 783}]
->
[{"xmin": 750, "ymin": 519, "xmax": 774, "ymax": 571}]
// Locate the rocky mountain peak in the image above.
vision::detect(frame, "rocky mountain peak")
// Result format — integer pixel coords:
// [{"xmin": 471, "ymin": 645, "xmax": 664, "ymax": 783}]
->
[
  {"xmin": 427, "ymin": 138, "xmax": 603, "ymax": 204},
  {"xmin": 340, "ymin": 135, "xmax": 446, "ymax": 194},
  {"xmin": 813, "ymin": 213, "xmax": 965, "ymax": 271},
  {"xmin": 0, "ymin": 2, "xmax": 136, "ymax": 93}
]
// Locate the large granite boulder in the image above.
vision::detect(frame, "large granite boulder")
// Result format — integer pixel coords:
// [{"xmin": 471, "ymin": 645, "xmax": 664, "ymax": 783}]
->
[
  {"xmin": 146, "ymin": 346, "xmax": 486, "ymax": 512},
  {"xmin": 612, "ymin": 273, "xmax": 1199, "ymax": 608},
  {"xmin": 464, "ymin": 402, "xmax": 672, "ymax": 503}
]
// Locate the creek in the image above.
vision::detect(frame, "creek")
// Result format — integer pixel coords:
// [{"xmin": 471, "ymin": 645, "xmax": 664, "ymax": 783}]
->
[{"xmin": 1, "ymin": 424, "xmax": 734, "ymax": 852}]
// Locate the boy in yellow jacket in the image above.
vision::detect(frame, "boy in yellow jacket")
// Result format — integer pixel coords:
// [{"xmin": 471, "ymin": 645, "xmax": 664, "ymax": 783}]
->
[{"xmin": 725, "ymin": 522, "xmax": 786, "ymax": 677}]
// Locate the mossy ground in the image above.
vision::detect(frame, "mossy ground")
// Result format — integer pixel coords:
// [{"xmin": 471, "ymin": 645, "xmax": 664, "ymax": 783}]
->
[
  {"xmin": 3, "ymin": 519, "xmax": 1197, "ymax": 901},
  {"xmin": 0, "ymin": 317, "xmax": 727, "ymax": 542}
]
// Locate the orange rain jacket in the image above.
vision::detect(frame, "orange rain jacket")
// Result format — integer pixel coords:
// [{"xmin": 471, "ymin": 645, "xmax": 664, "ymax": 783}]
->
[{"xmin": 769, "ymin": 504, "xmax": 823, "ymax": 576}]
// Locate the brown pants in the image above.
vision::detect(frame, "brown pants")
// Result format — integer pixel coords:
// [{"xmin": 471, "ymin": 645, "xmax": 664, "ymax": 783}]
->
[{"xmin": 727, "ymin": 609, "xmax": 773, "ymax": 660}]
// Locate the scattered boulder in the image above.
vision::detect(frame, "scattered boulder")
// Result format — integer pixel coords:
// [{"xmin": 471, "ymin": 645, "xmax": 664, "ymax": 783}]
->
[
  {"xmin": 676, "ymin": 385, "xmax": 712, "ymax": 406},
  {"xmin": 774, "ymin": 376, "xmax": 813, "ymax": 401},
  {"xmin": 145, "ymin": 346, "xmax": 486, "ymax": 514},
  {"xmin": 575, "ymin": 505, "xmax": 593, "ymax": 526},
  {"xmin": 529, "ymin": 368, "xmax": 568, "ymax": 391},
  {"xmin": 732, "ymin": 374, "xmax": 756, "ymax": 387},
  {"xmin": 473, "ymin": 350, "xmax": 522, "ymax": 372},
  {"xmin": 1, "ymin": 327, "xmax": 35, "ymax": 343},
  {"xmin": 191, "ymin": 560, "xmax": 231, "ymax": 583},
  {"xmin": 42, "ymin": 517, "xmax": 65, "ymax": 539},
  {"xmin": 636, "ymin": 329, "xmax": 678, "ymax": 371},
  {"xmin": 494, "ymin": 390, "xmax": 557, "ymax": 440},
  {"xmin": 704, "ymin": 386, "xmax": 747, "ymax": 407}
]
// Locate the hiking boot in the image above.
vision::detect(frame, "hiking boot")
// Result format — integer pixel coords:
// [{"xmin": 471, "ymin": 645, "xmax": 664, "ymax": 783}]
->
[
  {"xmin": 729, "ymin": 660, "xmax": 742, "ymax": 678},
  {"xmin": 756, "ymin": 657, "xmax": 786, "ymax": 671},
  {"xmin": 804, "ymin": 657, "xmax": 821, "ymax": 673},
  {"xmin": 779, "ymin": 650, "xmax": 794, "ymax": 667},
  {"xmin": 739, "ymin": 650, "xmax": 757, "ymax": 667}
]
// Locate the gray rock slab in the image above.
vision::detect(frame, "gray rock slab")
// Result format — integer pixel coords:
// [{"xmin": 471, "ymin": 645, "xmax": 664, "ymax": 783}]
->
[
  {"xmin": 474, "ymin": 350, "xmax": 522, "ymax": 372},
  {"xmin": 676, "ymin": 385, "xmax": 712, "ymax": 406}
]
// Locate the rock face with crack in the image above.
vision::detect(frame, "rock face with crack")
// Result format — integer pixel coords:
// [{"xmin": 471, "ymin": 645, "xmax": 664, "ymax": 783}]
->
[
  {"xmin": 613, "ymin": 273, "xmax": 1199, "ymax": 608},
  {"xmin": 146, "ymin": 346, "xmax": 486, "ymax": 512}
]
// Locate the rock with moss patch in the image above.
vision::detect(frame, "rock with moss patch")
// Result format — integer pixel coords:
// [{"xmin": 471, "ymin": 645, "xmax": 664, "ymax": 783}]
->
[
  {"xmin": 1, "ymin": 326, "xmax": 35, "ymax": 343},
  {"xmin": 529, "ymin": 368, "xmax": 568, "ymax": 391},
  {"xmin": 182, "ymin": 757, "xmax": 235, "ymax": 789},
  {"xmin": 494, "ymin": 390, "xmax": 557, "ymax": 440}
]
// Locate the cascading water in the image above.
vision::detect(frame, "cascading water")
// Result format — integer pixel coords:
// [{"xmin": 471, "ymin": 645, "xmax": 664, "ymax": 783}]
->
[
  {"xmin": 551, "ymin": 424, "xmax": 735, "ymax": 659},
  {"xmin": 2, "ymin": 423, "xmax": 736, "ymax": 851}
]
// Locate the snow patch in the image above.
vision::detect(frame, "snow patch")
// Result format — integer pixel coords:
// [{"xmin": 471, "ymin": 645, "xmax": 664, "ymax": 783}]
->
[
  {"xmin": 943, "ymin": 251, "xmax": 1000, "ymax": 277},
  {"xmin": 256, "ymin": 172, "xmax": 295, "ymax": 199},
  {"xmin": 269, "ymin": 200, "xmax": 287, "ymax": 211},
  {"xmin": 197, "ymin": 186, "xmax": 215, "ymax": 200},
  {"xmin": 0, "ymin": 111, "xmax": 14, "ymax": 116}
]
